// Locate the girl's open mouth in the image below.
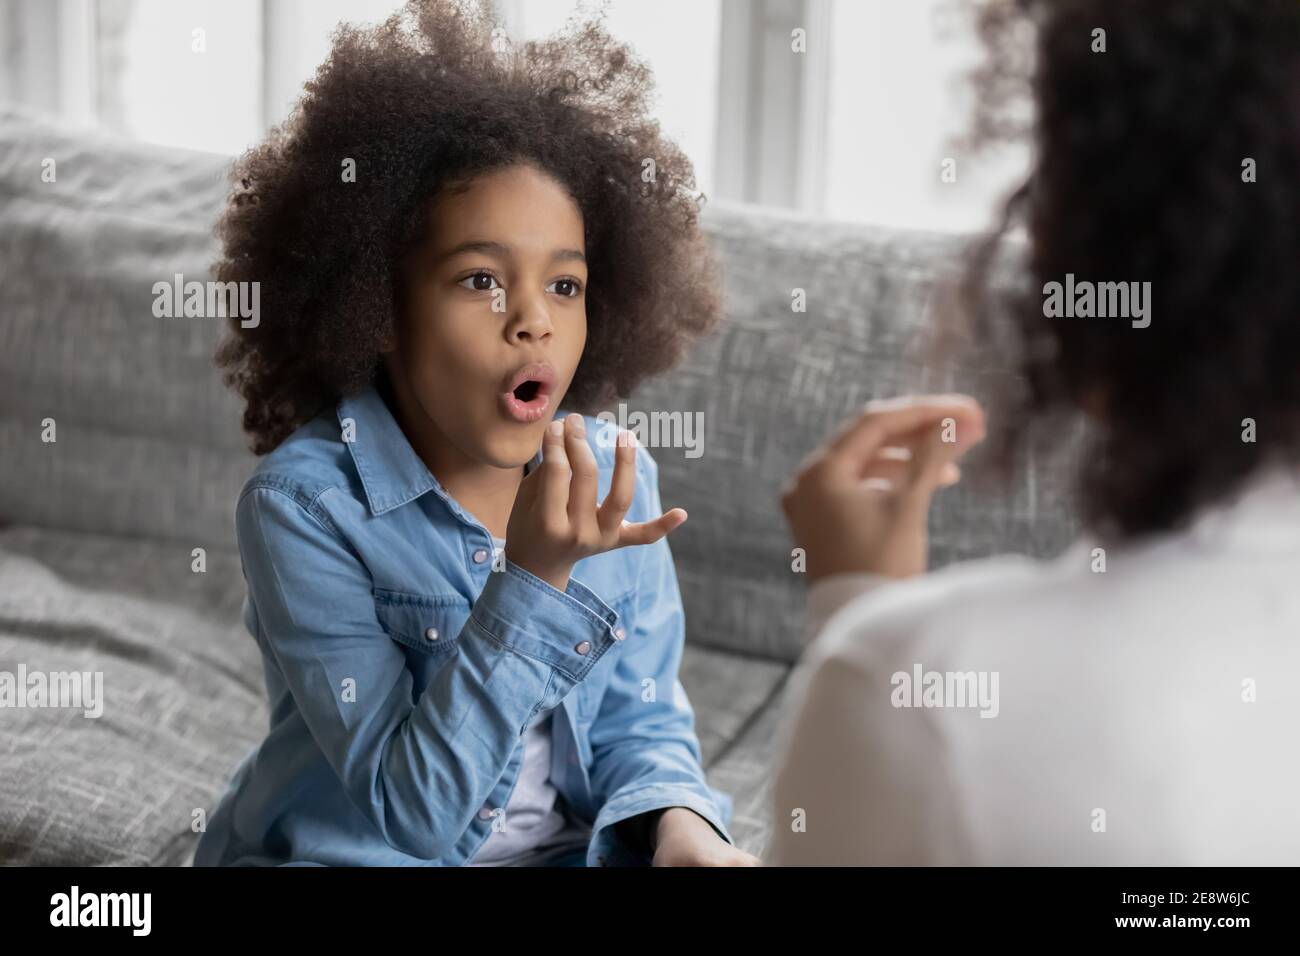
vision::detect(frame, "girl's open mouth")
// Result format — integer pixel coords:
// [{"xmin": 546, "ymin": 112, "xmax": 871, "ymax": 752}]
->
[{"xmin": 500, "ymin": 362, "xmax": 556, "ymax": 424}]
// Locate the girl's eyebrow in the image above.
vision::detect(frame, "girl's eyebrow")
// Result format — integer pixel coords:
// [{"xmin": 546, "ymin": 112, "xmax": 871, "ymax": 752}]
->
[{"xmin": 438, "ymin": 239, "xmax": 586, "ymax": 265}]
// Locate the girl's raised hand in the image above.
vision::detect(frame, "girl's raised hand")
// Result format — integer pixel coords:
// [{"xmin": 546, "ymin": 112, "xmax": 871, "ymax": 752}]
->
[{"xmin": 505, "ymin": 413, "xmax": 687, "ymax": 591}]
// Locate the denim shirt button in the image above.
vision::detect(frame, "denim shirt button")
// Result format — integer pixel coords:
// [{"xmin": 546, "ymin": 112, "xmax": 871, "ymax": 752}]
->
[
  {"xmin": 424, "ymin": 627, "xmax": 439, "ymax": 642},
  {"xmin": 478, "ymin": 807, "xmax": 494, "ymax": 820},
  {"xmin": 472, "ymin": 548, "xmax": 489, "ymax": 564},
  {"xmin": 613, "ymin": 627, "xmax": 626, "ymax": 641},
  {"xmin": 574, "ymin": 641, "xmax": 592, "ymax": 656}
]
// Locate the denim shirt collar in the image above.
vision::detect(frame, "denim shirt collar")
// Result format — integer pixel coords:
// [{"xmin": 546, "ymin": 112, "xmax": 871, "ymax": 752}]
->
[{"xmin": 337, "ymin": 384, "xmax": 545, "ymax": 520}]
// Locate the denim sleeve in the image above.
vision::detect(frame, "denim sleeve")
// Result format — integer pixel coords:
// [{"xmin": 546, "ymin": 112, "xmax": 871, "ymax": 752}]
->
[
  {"xmin": 236, "ymin": 483, "xmax": 621, "ymax": 861},
  {"xmin": 584, "ymin": 450, "xmax": 735, "ymax": 865}
]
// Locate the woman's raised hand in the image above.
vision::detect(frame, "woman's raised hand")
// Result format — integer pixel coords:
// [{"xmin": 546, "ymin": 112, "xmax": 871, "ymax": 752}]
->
[{"xmin": 779, "ymin": 395, "xmax": 986, "ymax": 581}]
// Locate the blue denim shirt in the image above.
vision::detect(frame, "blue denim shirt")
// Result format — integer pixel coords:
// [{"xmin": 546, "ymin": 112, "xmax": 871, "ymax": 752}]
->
[{"xmin": 194, "ymin": 385, "xmax": 733, "ymax": 866}]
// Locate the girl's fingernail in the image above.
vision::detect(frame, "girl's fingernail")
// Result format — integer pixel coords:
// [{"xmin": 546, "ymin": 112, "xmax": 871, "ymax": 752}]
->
[
  {"xmin": 568, "ymin": 413, "xmax": 585, "ymax": 436},
  {"xmin": 549, "ymin": 421, "xmax": 564, "ymax": 436}
]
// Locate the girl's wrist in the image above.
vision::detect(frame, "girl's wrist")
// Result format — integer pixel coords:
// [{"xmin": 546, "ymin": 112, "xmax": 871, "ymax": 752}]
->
[
  {"xmin": 653, "ymin": 806, "xmax": 711, "ymax": 847},
  {"xmin": 506, "ymin": 552, "xmax": 572, "ymax": 592}
]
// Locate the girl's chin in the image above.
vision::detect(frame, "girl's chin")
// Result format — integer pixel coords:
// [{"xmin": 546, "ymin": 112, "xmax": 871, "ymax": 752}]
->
[{"xmin": 478, "ymin": 427, "xmax": 545, "ymax": 470}]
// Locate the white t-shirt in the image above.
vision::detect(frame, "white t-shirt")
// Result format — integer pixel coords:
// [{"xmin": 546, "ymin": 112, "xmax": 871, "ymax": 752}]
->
[
  {"xmin": 468, "ymin": 534, "xmax": 590, "ymax": 866},
  {"xmin": 768, "ymin": 467, "xmax": 1300, "ymax": 865}
]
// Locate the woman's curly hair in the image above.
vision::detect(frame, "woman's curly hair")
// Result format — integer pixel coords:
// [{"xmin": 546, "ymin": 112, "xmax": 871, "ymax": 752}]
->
[
  {"xmin": 962, "ymin": 0, "xmax": 1300, "ymax": 539},
  {"xmin": 215, "ymin": 0, "xmax": 720, "ymax": 454}
]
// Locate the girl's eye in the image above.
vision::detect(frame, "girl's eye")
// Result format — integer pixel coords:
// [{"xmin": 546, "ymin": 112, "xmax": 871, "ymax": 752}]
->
[
  {"xmin": 547, "ymin": 278, "xmax": 582, "ymax": 298},
  {"xmin": 459, "ymin": 272, "xmax": 501, "ymax": 292}
]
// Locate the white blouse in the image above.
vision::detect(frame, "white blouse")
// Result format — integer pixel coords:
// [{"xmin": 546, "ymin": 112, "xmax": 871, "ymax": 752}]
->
[{"xmin": 768, "ymin": 467, "xmax": 1300, "ymax": 865}]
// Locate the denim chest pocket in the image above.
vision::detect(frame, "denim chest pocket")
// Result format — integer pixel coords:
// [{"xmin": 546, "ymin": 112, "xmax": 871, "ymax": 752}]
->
[
  {"xmin": 373, "ymin": 588, "xmax": 470, "ymax": 664},
  {"xmin": 576, "ymin": 589, "xmax": 636, "ymax": 721}
]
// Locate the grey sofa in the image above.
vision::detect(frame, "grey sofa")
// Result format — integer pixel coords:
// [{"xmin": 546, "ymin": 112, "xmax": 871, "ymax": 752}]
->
[{"xmin": 0, "ymin": 109, "xmax": 1078, "ymax": 864}]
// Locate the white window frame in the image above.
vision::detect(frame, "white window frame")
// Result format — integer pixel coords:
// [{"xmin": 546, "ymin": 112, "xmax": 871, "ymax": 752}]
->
[
  {"xmin": 1, "ymin": 0, "xmax": 100, "ymax": 126},
  {"xmin": 712, "ymin": 0, "xmax": 832, "ymax": 213}
]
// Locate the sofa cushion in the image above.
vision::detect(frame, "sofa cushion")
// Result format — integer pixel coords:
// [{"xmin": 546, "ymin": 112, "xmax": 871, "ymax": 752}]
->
[
  {"xmin": 0, "ymin": 109, "xmax": 253, "ymax": 551},
  {"xmin": 677, "ymin": 643, "xmax": 788, "ymax": 771},
  {"xmin": 701, "ymin": 677, "xmax": 792, "ymax": 859},
  {"xmin": 0, "ymin": 528, "xmax": 263, "ymax": 865}
]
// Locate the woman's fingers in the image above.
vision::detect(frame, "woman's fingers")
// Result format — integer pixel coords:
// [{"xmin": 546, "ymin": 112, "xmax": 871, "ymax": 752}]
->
[
  {"xmin": 779, "ymin": 395, "xmax": 984, "ymax": 582},
  {"xmin": 598, "ymin": 429, "xmax": 638, "ymax": 536},
  {"xmin": 823, "ymin": 394, "xmax": 984, "ymax": 482},
  {"xmin": 857, "ymin": 420, "xmax": 975, "ymax": 496},
  {"xmin": 618, "ymin": 508, "xmax": 688, "ymax": 547},
  {"xmin": 906, "ymin": 406, "xmax": 983, "ymax": 492},
  {"xmin": 859, "ymin": 447, "xmax": 914, "ymax": 488},
  {"xmin": 859, "ymin": 457, "xmax": 961, "ymax": 491}
]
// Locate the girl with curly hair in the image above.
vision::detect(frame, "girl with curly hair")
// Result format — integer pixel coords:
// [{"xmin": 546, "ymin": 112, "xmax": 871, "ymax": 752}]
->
[
  {"xmin": 773, "ymin": 0, "xmax": 1300, "ymax": 864},
  {"xmin": 195, "ymin": 0, "xmax": 755, "ymax": 867}
]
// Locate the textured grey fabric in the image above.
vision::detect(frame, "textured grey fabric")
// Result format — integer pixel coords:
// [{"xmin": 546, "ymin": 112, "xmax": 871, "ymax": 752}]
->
[
  {"xmin": 704, "ymin": 679, "xmax": 794, "ymax": 860},
  {"xmin": 676, "ymin": 642, "xmax": 788, "ymax": 770},
  {"xmin": 0, "ymin": 109, "xmax": 251, "ymax": 551},
  {"xmin": 0, "ymin": 110, "xmax": 1080, "ymax": 863},
  {"xmin": 0, "ymin": 527, "xmax": 264, "ymax": 865}
]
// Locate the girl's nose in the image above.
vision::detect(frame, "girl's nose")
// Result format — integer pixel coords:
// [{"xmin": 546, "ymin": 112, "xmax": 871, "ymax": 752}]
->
[{"xmin": 508, "ymin": 292, "xmax": 553, "ymax": 342}]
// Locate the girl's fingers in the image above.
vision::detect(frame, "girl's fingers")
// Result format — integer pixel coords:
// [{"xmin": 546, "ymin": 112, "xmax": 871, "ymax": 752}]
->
[
  {"xmin": 598, "ymin": 429, "xmax": 638, "ymax": 536},
  {"xmin": 563, "ymin": 414, "xmax": 599, "ymax": 531},
  {"xmin": 617, "ymin": 508, "xmax": 688, "ymax": 547},
  {"xmin": 541, "ymin": 418, "xmax": 571, "ymax": 518}
]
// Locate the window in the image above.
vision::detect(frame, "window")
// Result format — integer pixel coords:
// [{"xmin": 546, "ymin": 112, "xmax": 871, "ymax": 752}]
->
[
  {"xmin": 823, "ymin": 0, "xmax": 1028, "ymax": 231},
  {"xmin": 0, "ymin": 0, "xmax": 1028, "ymax": 231},
  {"xmin": 495, "ymin": 0, "xmax": 722, "ymax": 200}
]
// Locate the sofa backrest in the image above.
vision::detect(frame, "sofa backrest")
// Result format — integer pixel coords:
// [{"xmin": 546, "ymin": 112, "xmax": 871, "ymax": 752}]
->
[
  {"xmin": 0, "ymin": 111, "xmax": 1079, "ymax": 662},
  {"xmin": 0, "ymin": 110, "xmax": 252, "ymax": 550},
  {"xmin": 630, "ymin": 201, "xmax": 1081, "ymax": 660}
]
